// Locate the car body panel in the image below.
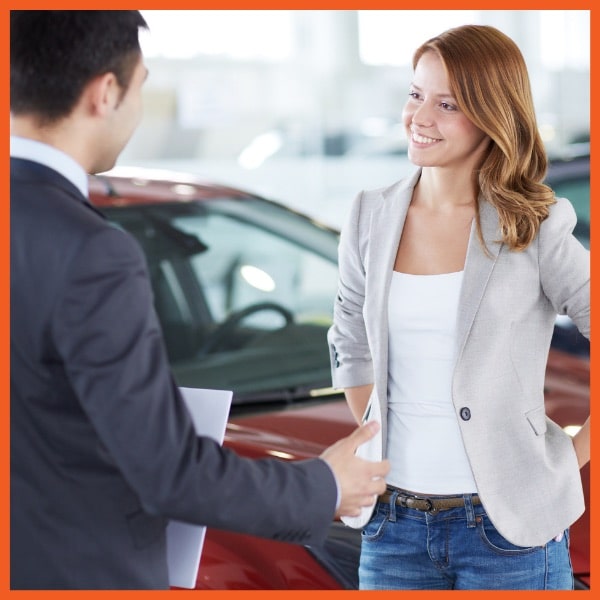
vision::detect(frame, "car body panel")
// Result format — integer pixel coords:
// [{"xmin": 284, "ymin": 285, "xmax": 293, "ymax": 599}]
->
[{"xmin": 194, "ymin": 530, "xmax": 342, "ymax": 590}]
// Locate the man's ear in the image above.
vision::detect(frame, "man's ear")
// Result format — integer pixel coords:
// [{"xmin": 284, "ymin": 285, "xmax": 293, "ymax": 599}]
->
[{"xmin": 82, "ymin": 72, "xmax": 121, "ymax": 118}]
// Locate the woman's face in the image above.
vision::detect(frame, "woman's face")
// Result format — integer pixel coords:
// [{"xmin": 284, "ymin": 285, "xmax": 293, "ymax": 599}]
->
[{"xmin": 402, "ymin": 50, "xmax": 490, "ymax": 172}]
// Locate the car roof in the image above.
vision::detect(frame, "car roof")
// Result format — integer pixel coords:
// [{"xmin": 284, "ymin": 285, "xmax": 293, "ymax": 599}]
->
[
  {"xmin": 546, "ymin": 154, "xmax": 589, "ymax": 184},
  {"xmin": 88, "ymin": 166, "xmax": 258, "ymax": 208}
]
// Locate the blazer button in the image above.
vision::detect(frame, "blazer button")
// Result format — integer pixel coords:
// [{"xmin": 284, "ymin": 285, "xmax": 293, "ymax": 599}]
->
[{"xmin": 460, "ymin": 407, "xmax": 471, "ymax": 421}]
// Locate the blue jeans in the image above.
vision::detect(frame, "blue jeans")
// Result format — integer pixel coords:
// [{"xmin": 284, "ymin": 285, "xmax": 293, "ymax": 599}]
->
[{"xmin": 359, "ymin": 493, "xmax": 573, "ymax": 590}]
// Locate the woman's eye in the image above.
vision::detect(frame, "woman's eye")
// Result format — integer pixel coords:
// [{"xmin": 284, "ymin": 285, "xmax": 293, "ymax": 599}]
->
[
  {"xmin": 408, "ymin": 91, "xmax": 420, "ymax": 100},
  {"xmin": 441, "ymin": 102, "xmax": 456, "ymax": 111}
]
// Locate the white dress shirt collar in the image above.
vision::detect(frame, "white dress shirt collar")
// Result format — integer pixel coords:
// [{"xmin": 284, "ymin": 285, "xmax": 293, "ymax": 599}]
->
[{"xmin": 10, "ymin": 135, "xmax": 89, "ymax": 199}]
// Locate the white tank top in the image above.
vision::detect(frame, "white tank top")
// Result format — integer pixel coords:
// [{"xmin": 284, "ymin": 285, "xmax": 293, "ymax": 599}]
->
[{"xmin": 386, "ymin": 270, "xmax": 477, "ymax": 494}]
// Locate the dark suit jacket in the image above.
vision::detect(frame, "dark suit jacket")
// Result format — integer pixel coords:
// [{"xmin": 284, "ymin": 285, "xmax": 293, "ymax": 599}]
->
[{"xmin": 10, "ymin": 157, "xmax": 337, "ymax": 589}]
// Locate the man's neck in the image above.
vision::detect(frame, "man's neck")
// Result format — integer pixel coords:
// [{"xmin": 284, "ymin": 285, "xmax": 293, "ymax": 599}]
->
[{"xmin": 11, "ymin": 114, "xmax": 91, "ymax": 173}]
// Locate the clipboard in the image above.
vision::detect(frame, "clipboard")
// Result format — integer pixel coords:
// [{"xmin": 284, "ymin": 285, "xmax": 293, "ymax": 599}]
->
[{"xmin": 166, "ymin": 387, "xmax": 233, "ymax": 589}]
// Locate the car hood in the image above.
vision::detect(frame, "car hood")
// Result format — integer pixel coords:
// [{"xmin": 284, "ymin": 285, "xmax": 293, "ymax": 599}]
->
[{"xmin": 224, "ymin": 399, "xmax": 355, "ymax": 460}]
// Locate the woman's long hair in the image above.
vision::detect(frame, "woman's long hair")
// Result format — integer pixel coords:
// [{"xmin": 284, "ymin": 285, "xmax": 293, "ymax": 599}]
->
[{"xmin": 413, "ymin": 25, "xmax": 555, "ymax": 251}]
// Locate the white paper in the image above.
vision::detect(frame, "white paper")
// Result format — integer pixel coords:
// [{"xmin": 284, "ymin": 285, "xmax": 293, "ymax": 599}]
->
[
  {"xmin": 341, "ymin": 391, "xmax": 382, "ymax": 529},
  {"xmin": 167, "ymin": 387, "xmax": 233, "ymax": 589}
]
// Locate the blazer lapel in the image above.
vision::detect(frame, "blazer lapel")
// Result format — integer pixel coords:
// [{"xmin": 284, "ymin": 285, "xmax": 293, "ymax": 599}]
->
[
  {"xmin": 455, "ymin": 197, "xmax": 503, "ymax": 358},
  {"xmin": 364, "ymin": 170, "xmax": 420, "ymax": 448},
  {"xmin": 362, "ymin": 172, "xmax": 501, "ymax": 454}
]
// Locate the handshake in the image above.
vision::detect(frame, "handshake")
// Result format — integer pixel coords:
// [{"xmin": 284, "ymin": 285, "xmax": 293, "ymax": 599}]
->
[{"xmin": 320, "ymin": 421, "xmax": 390, "ymax": 518}]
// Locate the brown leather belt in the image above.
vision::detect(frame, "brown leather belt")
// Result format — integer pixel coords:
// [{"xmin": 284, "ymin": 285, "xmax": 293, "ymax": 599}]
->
[{"xmin": 379, "ymin": 487, "xmax": 481, "ymax": 514}]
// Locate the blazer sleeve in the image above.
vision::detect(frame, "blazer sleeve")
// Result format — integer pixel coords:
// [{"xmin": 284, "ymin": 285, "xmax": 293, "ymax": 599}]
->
[
  {"xmin": 538, "ymin": 196, "xmax": 590, "ymax": 340},
  {"xmin": 52, "ymin": 225, "xmax": 337, "ymax": 546},
  {"xmin": 327, "ymin": 191, "xmax": 375, "ymax": 389}
]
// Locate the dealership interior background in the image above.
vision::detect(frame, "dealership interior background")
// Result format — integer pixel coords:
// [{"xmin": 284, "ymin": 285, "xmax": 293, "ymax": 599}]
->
[{"xmin": 116, "ymin": 10, "xmax": 590, "ymax": 228}]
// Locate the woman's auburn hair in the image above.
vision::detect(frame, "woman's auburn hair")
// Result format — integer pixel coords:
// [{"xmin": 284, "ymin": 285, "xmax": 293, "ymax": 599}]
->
[{"xmin": 413, "ymin": 25, "xmax": 556, "ymax": 252}]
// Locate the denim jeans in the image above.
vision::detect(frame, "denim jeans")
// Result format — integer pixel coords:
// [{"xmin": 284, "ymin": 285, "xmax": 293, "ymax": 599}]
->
[{"xmin": 359, "ymin": 493, "xmax": 573, "ymax": 590}]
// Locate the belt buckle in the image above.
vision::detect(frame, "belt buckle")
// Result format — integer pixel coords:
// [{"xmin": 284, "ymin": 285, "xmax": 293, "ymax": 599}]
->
[
  {"xmin": 400, "ymin": 493, "xmax": 436, "ymax": 513},
  {"xmin": 416, "ymin": 496, "xmax": 434, "ymax": 512},
  {"xmin": 423, "ymin": 498, "xmax": 437, "ymax": 513}
]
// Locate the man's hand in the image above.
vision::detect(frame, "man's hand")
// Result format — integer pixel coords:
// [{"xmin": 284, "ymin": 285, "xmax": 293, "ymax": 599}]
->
[{"xmin": 320, "ymin": 421, "xmax": 389, "ymax": 518}]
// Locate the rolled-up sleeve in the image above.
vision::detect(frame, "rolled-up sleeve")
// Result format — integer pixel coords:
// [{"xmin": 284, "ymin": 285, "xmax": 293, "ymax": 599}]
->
[{"xmin": 328, "ymin": 191, "xmax": 375, "ymax": 389}]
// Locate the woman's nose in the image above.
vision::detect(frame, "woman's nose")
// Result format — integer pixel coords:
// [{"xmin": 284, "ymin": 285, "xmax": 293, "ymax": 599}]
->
[{"xmin": 411, "ymin": 101, "xmax": 434, "ymax": 127}]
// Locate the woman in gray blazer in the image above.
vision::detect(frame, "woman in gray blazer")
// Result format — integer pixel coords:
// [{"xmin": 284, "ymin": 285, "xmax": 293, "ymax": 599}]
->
[{"xmin": 328, "ymin": 24, "xmax": 589, "ymax": 590}]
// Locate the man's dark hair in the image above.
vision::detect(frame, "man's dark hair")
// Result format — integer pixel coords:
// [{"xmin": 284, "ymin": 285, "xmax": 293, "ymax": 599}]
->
[{"xmin": 10, "ymin": 11, "xmax": 148, "ymax": 122}]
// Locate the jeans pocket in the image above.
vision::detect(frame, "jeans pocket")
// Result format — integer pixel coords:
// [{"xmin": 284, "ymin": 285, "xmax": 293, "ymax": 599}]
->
[
  {"xmin": 361, "ymin": 505, "xmax": 388, "ymax": 542},
  {"xmin": 476, "ymin": 514, "xmax": 540, "ymax": 556}
]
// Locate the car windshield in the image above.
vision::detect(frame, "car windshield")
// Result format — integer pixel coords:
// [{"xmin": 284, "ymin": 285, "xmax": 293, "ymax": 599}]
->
[{"xmin": 103, "ymin": 196, "xmax": 340, "ymax": 404}]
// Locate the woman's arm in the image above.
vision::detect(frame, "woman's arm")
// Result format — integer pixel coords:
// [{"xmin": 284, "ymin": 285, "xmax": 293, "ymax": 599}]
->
[
  {"xmin": 345, "ymin": 383, "xmax": 374, "ymax": 424},
  {"xmin": 537, "ymin": 199, "xmax": 590, "ymax": 470},
  {"xmin": 328, "ymin": 191, "xmax": 375, "ymax": 394}
]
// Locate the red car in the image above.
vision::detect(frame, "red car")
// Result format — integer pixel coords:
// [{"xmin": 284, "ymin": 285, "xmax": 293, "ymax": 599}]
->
[{"xmin": 88, "ymin": 160, "xmax": 589, "ymax": 590}]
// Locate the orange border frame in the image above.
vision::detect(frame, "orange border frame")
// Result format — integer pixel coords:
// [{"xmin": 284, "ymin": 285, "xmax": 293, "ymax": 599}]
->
[{"xmin": 2, "ymin": 3, "xmax": 595, "ymax": 600}]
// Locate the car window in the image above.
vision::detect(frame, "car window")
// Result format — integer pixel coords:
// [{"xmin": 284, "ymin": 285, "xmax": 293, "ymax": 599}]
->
[
  {"xmin": 545, "ymin": 158, "xmax": 590, "ymax": 356},
  {"xmin": 546, "ymin": 156, "xmax": 590, "ymax": 250},
  {"xmin": 104, "ymin": 198, "xmax": 340, "ymax": 403},
  {"xmin": 174, "ymin": 206, "xmax": 337, "ymax": 328},
  {"xmin": 550, "ymin": 178, "xmax": 589, "ymax": 249}
]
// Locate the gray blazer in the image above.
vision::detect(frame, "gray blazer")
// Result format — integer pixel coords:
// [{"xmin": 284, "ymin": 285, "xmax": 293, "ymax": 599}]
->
[{"xmin": 328, "ymin": 168, "xmax": 589, "ymax": 547}]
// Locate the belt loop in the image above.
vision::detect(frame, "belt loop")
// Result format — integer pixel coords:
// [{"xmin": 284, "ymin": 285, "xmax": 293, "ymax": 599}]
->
[
  {"xmin": 464, "ymin": 494, "xmax": 476, "ymax": 528},
  {"xmin": 389, "ymin": 489, "xmax": 398, "ymax": 522}
]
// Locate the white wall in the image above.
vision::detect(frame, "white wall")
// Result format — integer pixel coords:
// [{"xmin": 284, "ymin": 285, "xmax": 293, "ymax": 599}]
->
[{"xmin": 117, "ymin": 10, "xmax": 589, "ymax": 223}]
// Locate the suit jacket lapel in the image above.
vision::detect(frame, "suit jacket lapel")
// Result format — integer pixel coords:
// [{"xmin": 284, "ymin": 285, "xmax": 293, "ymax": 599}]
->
[
  {"xmin": 364, "ymin": 175, "xmax": 502, "ymax": 453},
  {"xmin": 364, "ymin": 171, "xmax": 419, "ymax": 444},
  {"xmin": 455, "ymin": 197, "xmax": 503, "ymax": 358}
]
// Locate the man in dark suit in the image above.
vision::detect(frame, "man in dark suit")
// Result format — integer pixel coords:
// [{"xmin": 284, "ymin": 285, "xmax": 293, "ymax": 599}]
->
[{"xmin": 10, "ymin": 11, "xmax": 389, "ymax": 589}]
